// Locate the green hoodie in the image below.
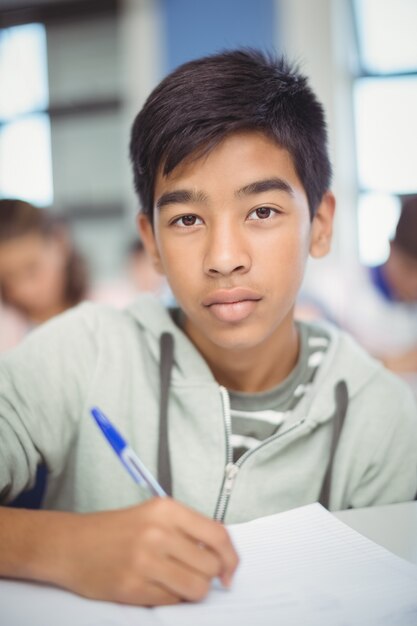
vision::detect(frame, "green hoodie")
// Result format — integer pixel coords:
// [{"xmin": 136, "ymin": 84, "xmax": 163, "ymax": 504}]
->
[{"xmin": 1, "ymin": 295, "xmax": 416, "ymax": 522}]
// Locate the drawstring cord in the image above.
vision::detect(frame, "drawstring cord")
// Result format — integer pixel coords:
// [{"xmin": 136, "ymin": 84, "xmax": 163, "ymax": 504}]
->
[
  {"xmin": 157, "ymin": 332, "xmax": 174, "ymax": 495},
  {"xmin": 318, "ymin": 380, "xmax": 349, "ymax": 509}
]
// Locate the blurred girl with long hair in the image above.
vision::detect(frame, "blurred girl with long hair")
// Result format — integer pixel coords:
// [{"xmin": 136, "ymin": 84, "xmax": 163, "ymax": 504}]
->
[{"xmin": 0, "ymin": 198, "xmax": 88, "ymax": 351}]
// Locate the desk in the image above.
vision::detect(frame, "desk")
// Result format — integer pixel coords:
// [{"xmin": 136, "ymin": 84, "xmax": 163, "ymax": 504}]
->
[{"xmin": 336, "ymin": 500, "xmax": 417, "ymax": 565}]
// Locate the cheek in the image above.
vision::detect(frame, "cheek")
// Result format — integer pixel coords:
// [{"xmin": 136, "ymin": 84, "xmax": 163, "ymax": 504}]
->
[
  {"xmin": 33, "ymin": 252, "xmax": 67, "ymax": 298},
  {"xmin": 261, "ymin": 234, "xmax": 310, "ymax": 306},
  {"xmin": 161, "ymin": 246, "xmax": 193, "ymax": 294},
  {"xmin": 42, "ymin": 266, "xmax": 63, "ymax": 291},
  {"xmin": 263, "ymin": 226, "xmax": 310, "ymax": 272}
]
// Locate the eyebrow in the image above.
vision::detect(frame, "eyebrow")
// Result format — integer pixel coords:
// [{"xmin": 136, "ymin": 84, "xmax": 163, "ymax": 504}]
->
[
  {"xmin": 155, "ymin": 177, "xmax": 294, "ymax": 211},
  {"xmin": 156, "ymin": 189, "xmax": 208, "ymax": 211},
  {"xmin": 236, "ymin": 177, "xmax": 294, "ymax": 198}
]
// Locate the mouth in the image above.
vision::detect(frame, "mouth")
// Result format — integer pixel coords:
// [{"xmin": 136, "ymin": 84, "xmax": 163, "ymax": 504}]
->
[{"xmin": 202, "ymin": 288, "xmax": 262, "ymax": 323}]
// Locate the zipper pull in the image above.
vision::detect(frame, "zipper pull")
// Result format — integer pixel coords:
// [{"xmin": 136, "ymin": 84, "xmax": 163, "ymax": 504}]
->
[{"xmin": 224, "ymin": 463, "xmax": 239, "ymax": 495}]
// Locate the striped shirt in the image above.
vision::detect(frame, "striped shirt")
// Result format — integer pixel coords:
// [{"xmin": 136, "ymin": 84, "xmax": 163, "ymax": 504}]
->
[{"xmin": 229, "ymin": 323, "xmax": 330, "ymax": 463}]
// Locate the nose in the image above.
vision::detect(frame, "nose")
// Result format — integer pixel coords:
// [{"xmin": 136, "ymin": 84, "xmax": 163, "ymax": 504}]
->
[{"xmin": 203, "ymin": 221, "xmax": 251, "ymax": 277}]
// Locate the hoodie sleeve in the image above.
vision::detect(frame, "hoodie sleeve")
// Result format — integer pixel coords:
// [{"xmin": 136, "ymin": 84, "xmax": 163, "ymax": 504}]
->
[{"xmin": 0, "ymin": 303, "xmax": 98, "ymax": 503}]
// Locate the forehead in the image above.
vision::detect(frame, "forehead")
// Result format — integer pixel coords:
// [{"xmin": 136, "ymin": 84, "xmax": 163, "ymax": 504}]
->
[{"xmin": 153, "ymin": 130, "xmax": 305, "ymax": 205}]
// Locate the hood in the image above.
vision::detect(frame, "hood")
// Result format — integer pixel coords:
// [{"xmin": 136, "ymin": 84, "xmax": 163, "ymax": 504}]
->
[
  {"xmin": 125, "ymin": 294, "xmax": 215, "ymax": 383},
  {"xmin": 126, "ymin": 295, "xmax": 382, "ymax": 423}
]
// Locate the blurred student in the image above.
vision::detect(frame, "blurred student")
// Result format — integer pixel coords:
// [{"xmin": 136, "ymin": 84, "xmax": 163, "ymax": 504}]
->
[
  {"xmin": 92, "ymin": 238, "xmax": 174, "ymax": 308},
  {"xmin": 368, "ymin": 197, "xmax": 417, "ymax": 365},
  {"xmin": 305, "ymin": 196, "xmax": 417, "ymax": 396},
  {"xmin": 127, "ymin": 239, "xmax": 165, "ymax": 292},
  {"xmin": 0, "ymin": 198, "xmax": 88, "ymax": 352},
  {"xmin": 127, "ymin": 239, "xmax": 175, "ymax": 305}
]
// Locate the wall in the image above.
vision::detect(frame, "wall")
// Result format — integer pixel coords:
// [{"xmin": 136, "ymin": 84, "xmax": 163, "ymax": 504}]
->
[{"xmin": 279, "ymin": 0, "xmax": 358, "ymax": 284}]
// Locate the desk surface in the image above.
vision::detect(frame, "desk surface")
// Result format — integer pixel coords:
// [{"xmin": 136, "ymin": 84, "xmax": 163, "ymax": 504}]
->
[{"xmin": 336, "ymin": 500, "xmax": 417, "ymax": 565}]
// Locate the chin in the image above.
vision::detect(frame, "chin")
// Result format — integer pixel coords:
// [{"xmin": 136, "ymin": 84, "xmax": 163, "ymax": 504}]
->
[{"xmin": 208, "ymin": 327, "xmax": 266, "ymax": 352}]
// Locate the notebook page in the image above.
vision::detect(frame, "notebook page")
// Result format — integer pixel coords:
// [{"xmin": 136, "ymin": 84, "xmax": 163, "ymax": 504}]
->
[
  {"xmin": 0, "ymin": 578, "xmax": 159, "ymax": 626},
  {"xmin": 155, "ymin": 503, "xmax": 417, "ymax": 626}
]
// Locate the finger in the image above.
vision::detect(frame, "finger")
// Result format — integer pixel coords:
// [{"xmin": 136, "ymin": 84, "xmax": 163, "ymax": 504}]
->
[
  {"xmin": 135, "ymin": 582, "xmax": 182, "ymax": 607},
  {"xmin": 173, "ymin": 506, "xmax": 239, "ymax": 583},
  {"xmin": 146, "ymin": 553, "xmax": 212, "ymax": 603},
  {"xmin": 167, "ymin": 531, "xmax": 222, "ymax": 580},
  {"xmin": 143, "ymin": 499, "xmax": 239, "ymax": 585}
]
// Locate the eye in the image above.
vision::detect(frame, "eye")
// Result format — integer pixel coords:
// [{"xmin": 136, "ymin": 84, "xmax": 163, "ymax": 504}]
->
[
  {"xmin": 171, "ymin": 214, "xmax": 203, "ymax": 227},
  {"xmin": 247, "ymin": 206, "xmax": 278, "ymax": 221}
]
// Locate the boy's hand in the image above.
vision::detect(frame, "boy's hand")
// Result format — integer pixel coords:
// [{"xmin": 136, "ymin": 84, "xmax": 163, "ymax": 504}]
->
[{"xmin": 53, "ymin": 498, "xmax": 239, "ymax": 606}]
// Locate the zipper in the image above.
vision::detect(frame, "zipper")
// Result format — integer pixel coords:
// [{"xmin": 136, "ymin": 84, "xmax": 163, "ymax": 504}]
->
[
  {"xmin": 213, "ymin": 386, "xmax": 233, "ymax": 521},
  {"xmin": 213, "ymin": 385, "xmax": 306, "ymax": 522}
]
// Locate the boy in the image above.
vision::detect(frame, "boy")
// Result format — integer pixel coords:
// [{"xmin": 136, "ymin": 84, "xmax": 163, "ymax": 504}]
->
[{"xmin": 0, "ymin": 49, "xmax": 416, "ymax": 607}]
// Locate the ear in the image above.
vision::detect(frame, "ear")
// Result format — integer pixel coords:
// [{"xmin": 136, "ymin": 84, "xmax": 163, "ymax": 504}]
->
[
  {"xmin": 309, "ymin": 192, "xmax": 336, "ymax": 259},
  {"xmin": 137, "ymin": 213, "xmax": 165, "ymax": 275}
]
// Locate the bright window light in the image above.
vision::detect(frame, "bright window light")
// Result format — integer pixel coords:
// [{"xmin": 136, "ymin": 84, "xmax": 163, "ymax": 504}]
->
[
  {"xmin": 0, "ymin": 23, "xmax": 49, "ymax": 120},
  {"xmin": 358, "ymin": 193, "xmax": 400, "ymax": 266},
  {"xmin": 353, "ymin": 0, "xmax": 417, "ymax": 269},
  {"xmin": 355, "ymin": 0, "xmax": 417, "ymax": 73},
  {"xmin": 0, "ymin": 23, "xmax": 53, "ymax": 205},
  {"xmin": 0, "ymin": 115, "xmax": 53, "ymax": 206},
  {"xmin": 354, "ymin": 77, "xmax": 417, "ymax": 194}
]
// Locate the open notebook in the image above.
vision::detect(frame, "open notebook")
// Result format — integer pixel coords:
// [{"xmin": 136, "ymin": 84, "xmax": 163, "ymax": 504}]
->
[{"xmin": 1, "ymin": 503, "xmax": 417, "ymax": 625}]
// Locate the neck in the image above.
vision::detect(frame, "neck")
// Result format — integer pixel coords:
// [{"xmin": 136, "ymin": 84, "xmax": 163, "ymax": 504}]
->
[
  {"xmin": 28, "ymin": 302, "xmax": 69, "ymax": 325},
  {"xmin": 185, "ymin": 315, "xmax": 300, "ymax": 393}
]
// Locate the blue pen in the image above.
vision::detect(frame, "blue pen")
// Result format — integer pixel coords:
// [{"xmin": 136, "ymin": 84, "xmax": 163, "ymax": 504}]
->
[{"xmin": 91, "ymin": 406, "xmax": 166, "ymax": 497}]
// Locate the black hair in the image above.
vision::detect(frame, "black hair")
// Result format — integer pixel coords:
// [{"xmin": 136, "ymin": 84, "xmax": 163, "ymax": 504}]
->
[{"xmin": 130, "ymin": 48, "xmax": 332, "ymax": 224}]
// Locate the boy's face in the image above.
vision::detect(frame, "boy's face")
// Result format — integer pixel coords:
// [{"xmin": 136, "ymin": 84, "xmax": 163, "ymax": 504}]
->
[{"xmin": 140, "ymin": 131, "xmax": 334, "ymax": 354}]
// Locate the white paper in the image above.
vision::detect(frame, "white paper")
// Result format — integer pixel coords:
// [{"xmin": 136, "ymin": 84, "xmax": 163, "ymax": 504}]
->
[
  {"xmin": 0, "ymin": 577, "xmax": 158, "ymax": 626},
  {"xmin": 1, "ymin": 503, "xmax": 417, "ymax": 626},
  {"xmin": 156, "ymin": 503, "xmax": 417, "ymax": 626}
]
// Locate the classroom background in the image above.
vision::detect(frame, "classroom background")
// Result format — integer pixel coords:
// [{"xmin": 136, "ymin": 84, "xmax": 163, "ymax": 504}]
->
[{"xmin": 0, "ymin": 0, "xmax": 416, "ymax": 387}]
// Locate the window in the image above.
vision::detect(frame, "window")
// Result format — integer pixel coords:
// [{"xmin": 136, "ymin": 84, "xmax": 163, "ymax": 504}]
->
[
  {"xmin": 353, "ymin": 0, "xmax": 417, "ymax": 265},
  {"xmin": 0, "ymin": 5, "xmax": 126, "ymax": 282},
  {"xmin": 0, "ymin": 23, "xmax": 53, "ymax": 206}
]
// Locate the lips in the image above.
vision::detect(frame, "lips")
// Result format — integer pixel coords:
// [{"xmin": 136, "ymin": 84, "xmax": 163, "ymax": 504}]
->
[
  {"xmin": 202, "ymin": 288, "xmax": 262, "ymax": 307},
  {"xmin": 202, "ymin": 288, "xmax": 262, "ymax": 323}
]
